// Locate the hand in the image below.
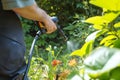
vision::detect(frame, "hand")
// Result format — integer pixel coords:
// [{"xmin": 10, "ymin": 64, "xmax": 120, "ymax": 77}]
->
[{"xmin": 43, "ymin": 17, "xmax": 57, "ymax": 34}]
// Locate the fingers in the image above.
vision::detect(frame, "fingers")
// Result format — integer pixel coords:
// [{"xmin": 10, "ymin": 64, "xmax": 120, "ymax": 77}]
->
[
  {"xmin": 46, "ymin": 26, "xmax": 57, "ymax": 34},
  {"xmin": 45, "ymin": 20, "xmax": 57, "ymax": 34}
]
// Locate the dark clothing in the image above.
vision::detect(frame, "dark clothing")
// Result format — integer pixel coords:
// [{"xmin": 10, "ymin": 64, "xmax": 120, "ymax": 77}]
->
[
  {"xmin": 0, "ymin": 1, "xmax": 27, "ymax": 79},
  {"xmin": 0, "ymin": 1, "xmax": 25, "ymax": 46},
  {"xmin": 0, "ymin": 35, "xmax": 26, "ymax": 77}
]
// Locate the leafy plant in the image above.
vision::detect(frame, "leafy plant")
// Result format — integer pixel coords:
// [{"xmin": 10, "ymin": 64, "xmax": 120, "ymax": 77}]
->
[
  {"xmin": 84, "ymin": 47, "xmax": 120, "ymax": 80},
  {"xmin": 71, "ymin": 0, "xmax": 120, "ymax": 57},
  {"xmin": 85, "ymin": 0, "xmax": 120, "ymax": 48},
  {"xmin": 28, "ymin": 45, "xmax": 82, "ymax": 80},
  {"xmin": 70, "ymin": 0, "xmax": 120, "ymax": 79}
]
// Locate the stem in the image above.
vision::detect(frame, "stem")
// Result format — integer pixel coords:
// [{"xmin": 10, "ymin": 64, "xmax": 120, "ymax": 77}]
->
[
  {"xmin": 109, "ymin": 22, "xmax": 120, "ymax": 39},
  {"xmin": 55, "ymin": 47, "xmax": 63, "ymax": 59}
]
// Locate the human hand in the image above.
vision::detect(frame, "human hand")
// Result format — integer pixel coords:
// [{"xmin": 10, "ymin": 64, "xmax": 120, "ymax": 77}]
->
[{"xmin": 41, "ymin": 16, "xmax": 57, "ymax": 34}]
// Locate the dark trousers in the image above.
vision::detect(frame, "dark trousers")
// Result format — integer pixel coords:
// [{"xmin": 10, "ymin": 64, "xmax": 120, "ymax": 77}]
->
[
  {"xmin": 0, "ymin": 35, "xmax": 27, "ymax": 80},
  {"xmin": 0, "ymin": 75, "xmax": 29, "ymax": 80},
  {"xmin": 0, "ymin": 1, "xmax": 27, "ymax": 79}
]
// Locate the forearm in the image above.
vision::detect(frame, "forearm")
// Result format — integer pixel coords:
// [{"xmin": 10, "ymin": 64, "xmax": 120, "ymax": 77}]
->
[
  {"xmin": 12, "ymin": 2, "xmax": 50, "ymax": 23},
  {"xmin": 12, "ymin": 2, "xmax": 57, "ymax": 33}
]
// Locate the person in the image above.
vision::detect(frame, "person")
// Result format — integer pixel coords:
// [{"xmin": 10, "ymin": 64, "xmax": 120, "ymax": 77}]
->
[{"xmin": 0, "ymin": 0, "xmax": 57, "ymax": 80}]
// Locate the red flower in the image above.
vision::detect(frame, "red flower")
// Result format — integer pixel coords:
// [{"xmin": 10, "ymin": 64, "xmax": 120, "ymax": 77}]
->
[{"xmin": 52, "ymin": 60, "xmax": 62, "ymax": 67}]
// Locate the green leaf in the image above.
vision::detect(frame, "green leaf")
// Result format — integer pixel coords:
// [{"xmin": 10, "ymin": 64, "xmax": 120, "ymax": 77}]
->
[
  {"xmin": 90, "ymin": 0, "xmax": 120, "ymax": 11},
  {"xmin": 107, "ymin": 31, "xmax": 116, "ymax": 35},
  {"xmin": 70, "ymin": 40, "xmax": 93, "ymax": 57},
  {"xmin": 114, "ymin": 22, "xmax": 120, "ymax": 28},
  {"xmin": 102, "ymin": 12, "xmax": 119, "ymax": 23},
  {"xmin": 110, "ymin": 67, "xmax": 120, "ymax": 80},
  {"xmin": 116, "ymin": 30, "xmax": 120, "ymax": 36},
  {"xmin": 104, "ymin": 40, "xmax": 115, "ymax": 47},
  {"xmin": 93, "ymin": 25, "xmax": 103, "ymax": 30},
  {"xmin": 84, "ymin": 47, "xmax": 120, "ymax": 79},
  {"xmin": 85, "ymin": 16, "xmax": 107, "ymax": 25},
  {"xmin": 70, "ymin": 49, "xmax": 82, "ymax": 57},
  {"xmin": 85, "ymin": 12, "xmax": 119, "ymax": 26},
  {"xmin": 96, "ymin": 30, "xmax": 108, "ymax": 37},
  {"xmin": 113, "ymin": 39, "xmax": 120, "ymax": 48},
  {"xmin": 85, "ymin": 41, "xmax": 94, "ymax": 55},
  {"xmin": 100, "ymin": 35, "xmax": 117, "ymax": 45}
]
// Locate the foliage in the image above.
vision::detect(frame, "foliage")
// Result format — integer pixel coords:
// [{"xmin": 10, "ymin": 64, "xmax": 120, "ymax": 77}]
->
[
  {"xmin": 22, "ymin": 0, "xmax": 104, "ymax": 80},
  {"xmin": 22, "ymin": 0, "xmax": 100, "ymax": 52},
  {"xmin": 28, "ymin": 45, "xmax": 82, "ymax": 80},
  {"xmin": 70, "ymin": 0, "xmax": 120, "ymax": 79},
  {"xmin": 37, "ymin": 0, "xmax": 88, "ymax": 25},
  {"xmin": 70, "ymin": 40, "xmax": 93, "ymax": 57},
  {"xmin": 85, "ymin": 0, "xmax": 120, "ymax": 48},
  {"xmin": 37, "ymin": 0, "xmax": 101, "ymax": 48},
  {"xmin": 84, "ymin": 47, "xmax": 120, "ymax": 80}
]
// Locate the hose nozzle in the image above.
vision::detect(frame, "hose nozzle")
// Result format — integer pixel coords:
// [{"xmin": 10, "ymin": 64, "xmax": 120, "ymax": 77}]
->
[
  {"xmin": 51, "ymin": 17, "xmax": 68, "ymax": 41},
  {"xmin": 35, "ymin": 16, "xmax": 68, "ymax": 41}
]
